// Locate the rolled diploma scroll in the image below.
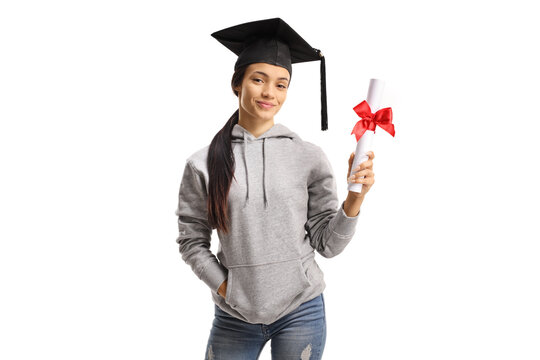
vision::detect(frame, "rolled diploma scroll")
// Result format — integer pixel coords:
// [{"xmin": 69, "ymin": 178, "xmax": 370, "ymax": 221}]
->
[{"xmin": 348, "ymin": 78, "xmax": 385, "ymax": 193}]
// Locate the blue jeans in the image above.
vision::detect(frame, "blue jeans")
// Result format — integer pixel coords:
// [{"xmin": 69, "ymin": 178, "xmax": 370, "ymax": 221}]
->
[{"xmin": 205, "ymin": 293, "xmax": 327, "ymax": 360}]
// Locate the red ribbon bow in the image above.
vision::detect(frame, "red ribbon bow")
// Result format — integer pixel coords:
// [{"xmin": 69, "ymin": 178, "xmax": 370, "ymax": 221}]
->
[{"xmin": 351, "ymin": 100, "xmax": 395, "ymax": 141}]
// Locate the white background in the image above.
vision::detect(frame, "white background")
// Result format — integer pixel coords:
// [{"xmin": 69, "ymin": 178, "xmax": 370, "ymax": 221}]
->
[{"xmin": 1, "ymin": 0, "xmax": 539, "ymax": 359}]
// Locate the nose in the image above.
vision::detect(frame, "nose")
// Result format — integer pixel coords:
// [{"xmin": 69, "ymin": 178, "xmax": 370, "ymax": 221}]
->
[{"xmin": 261, "ymin": 83, "xmax": 275, "ymax": 99}]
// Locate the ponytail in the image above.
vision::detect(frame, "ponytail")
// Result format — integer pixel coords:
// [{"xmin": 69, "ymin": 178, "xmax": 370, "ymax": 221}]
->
[{"xmin": 207, "ymin": 65, "xmax": 247, "ymax": 233}]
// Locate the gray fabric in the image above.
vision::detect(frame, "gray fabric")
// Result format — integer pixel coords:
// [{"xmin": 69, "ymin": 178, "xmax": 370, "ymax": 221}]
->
[{"xmin": 175, "ymin": 122, "xmax": 361, "ymax": 325}]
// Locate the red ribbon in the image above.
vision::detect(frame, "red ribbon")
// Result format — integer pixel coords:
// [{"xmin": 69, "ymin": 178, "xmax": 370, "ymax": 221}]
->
[{"xmin": 351, "ymin": 100, "xmax": 395, "ymax": 141}]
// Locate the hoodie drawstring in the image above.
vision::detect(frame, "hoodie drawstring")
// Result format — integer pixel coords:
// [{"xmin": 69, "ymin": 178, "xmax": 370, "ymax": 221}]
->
[
  {"xmin": 241, "ymin": 132, "xmax": 268, "ymax": 209},
  {"xmin": 243, "ymin": 132, "xmax": 249, "ymax": 206},
  {"xmin": 263, "ymin": 138, "xmax": 267, "ymax": 208}
]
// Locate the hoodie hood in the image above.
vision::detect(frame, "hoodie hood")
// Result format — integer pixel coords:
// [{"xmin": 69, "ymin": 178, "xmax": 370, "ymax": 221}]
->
[{"xmin": 231, "ymin": 123, "xmax": 300, "ymax": 208}]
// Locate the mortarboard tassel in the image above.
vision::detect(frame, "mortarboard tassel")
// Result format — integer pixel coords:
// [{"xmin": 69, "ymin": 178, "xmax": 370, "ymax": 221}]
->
[{"xmin": 314, "ymin": 48, "xmax": 328, "ymax": 131}]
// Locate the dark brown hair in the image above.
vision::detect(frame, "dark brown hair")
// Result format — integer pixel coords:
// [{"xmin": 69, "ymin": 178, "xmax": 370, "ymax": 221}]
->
[
  {"xmin": 207, "ymin": 64, "xmax": 292, "ymax": 233},
  {"xmin": 206, "ymin": 65, "xmax": 246, "ymax": 233}
]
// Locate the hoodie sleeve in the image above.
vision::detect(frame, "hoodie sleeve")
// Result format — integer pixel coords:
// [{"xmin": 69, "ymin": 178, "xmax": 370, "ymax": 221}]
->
[
  {"xmin": 175, "ymin": 160, "xmax": 228, "ymax": 295},
  {"xmin": 304, "ymin": 148, "xmax": 361, "ymax": 258}
]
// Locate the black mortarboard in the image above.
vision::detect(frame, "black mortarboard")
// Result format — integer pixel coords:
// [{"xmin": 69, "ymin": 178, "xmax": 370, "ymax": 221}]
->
[{"xmin": 211, "ymin": 17, "xmax": 328, "ymax": 131}]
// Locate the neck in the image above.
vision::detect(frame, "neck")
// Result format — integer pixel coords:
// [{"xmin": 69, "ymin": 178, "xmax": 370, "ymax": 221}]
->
[{"xmin": 237, "ymin": 110, "xmax": 275, "ymax": 138}]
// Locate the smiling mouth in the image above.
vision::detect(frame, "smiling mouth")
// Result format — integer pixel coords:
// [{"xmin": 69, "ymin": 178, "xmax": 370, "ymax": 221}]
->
[{"xmin": 257, "ymin": 101, "xmax": 275, "ymax": 109}]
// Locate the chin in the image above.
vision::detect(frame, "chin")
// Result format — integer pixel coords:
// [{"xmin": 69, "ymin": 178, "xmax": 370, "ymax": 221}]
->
[
  {"xmin": 255, "ymin": 108, "xmax": 276, "ymax": 117},
  {"xmin": 262, "ymin": 112, "xmax": 277, "ymax": 120}
]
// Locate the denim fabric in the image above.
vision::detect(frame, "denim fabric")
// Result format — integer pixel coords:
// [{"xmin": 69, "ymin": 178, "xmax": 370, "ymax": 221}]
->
[{"xmin": 204, "ymin": 293, "xmax": 327, "ymax": 360}]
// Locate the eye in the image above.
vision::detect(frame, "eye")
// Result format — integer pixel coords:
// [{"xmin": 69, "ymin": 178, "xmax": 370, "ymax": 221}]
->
[
  {"xmin": 253, "ymin": 78, "xmax": 263, "ymax": 83},
  {"xmin": 278, "ymin": 84, "xmax": 287, "ymax": 89}
]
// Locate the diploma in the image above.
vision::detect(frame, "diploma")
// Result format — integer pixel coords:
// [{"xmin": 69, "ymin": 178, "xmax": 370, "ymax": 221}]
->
[{"xmin": 348, "ymin": 79, "xmax": 395, "ymax": 193}]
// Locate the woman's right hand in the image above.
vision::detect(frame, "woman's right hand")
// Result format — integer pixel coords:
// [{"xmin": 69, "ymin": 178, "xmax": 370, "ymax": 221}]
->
[{"xmin": 218, "ymin": 279, "xmax": 228, "ymax": 298}]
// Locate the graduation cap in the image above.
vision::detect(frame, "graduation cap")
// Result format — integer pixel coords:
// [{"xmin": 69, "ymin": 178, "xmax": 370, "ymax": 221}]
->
[{"xmin": 211, "ymin": 17, "xmax": 328, "ymax": 131}]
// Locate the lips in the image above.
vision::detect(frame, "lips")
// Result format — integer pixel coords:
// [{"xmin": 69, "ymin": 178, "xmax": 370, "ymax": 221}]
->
[{"xmin": 257, "ymin": 101, "xmax": 275, "ymax": 109}]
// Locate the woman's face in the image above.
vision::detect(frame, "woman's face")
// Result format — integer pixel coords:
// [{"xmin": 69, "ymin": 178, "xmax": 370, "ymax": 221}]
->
[{"xmin": 235, "ymin": 62, "xmax": 290, "ymax": 124}]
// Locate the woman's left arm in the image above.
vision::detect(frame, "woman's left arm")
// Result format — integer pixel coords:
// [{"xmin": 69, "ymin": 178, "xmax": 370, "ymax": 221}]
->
[
  {"xmin": 304, "ymin": 147, "xmax": 365, "ymax": 258},
  {"xmin": 343, "ymin": 151, "xmax": 375, "ymax": 217}
]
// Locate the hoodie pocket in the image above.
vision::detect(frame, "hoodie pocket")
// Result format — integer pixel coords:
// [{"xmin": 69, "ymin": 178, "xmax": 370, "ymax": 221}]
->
[{"xmin": 224, "ymin": 258, "xmax": 311, "ymax": 323}]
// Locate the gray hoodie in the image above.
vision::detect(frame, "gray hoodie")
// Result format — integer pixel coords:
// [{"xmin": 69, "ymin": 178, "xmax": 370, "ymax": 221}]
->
[{"xmin": 175, "ymin": 122, "xmax": 361, "ymax": 325}]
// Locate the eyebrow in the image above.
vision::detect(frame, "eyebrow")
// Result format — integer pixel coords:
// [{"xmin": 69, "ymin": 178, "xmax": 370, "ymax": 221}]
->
[{"xmin": 252, "ymin": 71, "xmax": 289, "ymax": 82}]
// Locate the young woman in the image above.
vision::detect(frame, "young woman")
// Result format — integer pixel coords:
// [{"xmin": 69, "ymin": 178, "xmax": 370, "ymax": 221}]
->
[{"xmin": 175, "ymin": 18, "xmax": 375, "ymax": 359}]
